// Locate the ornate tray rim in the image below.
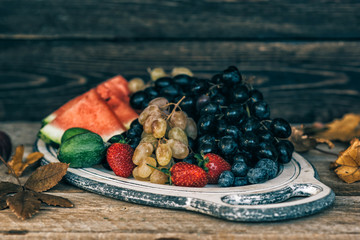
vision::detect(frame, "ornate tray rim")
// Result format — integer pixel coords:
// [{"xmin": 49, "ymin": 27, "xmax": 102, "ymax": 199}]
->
[{"xmin": 34, "ymin": 138, "xmax": 335, "ymax": 222}]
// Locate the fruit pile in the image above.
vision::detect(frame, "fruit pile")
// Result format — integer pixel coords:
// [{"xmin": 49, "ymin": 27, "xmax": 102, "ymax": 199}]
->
[
  {"xmin": 125, "ymin": 66, "xmax": 294, "ymax": 187},
  {"xmin": 47, "ymin": 66, "xmax": 294, "ymax": 188}
]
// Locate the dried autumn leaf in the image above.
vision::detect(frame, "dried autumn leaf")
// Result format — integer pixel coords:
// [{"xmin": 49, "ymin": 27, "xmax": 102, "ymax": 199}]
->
[
  {"xmin": 0, "ymin": 196, "xmax": 8, "ymax": 210},
  {"xmin": 332, "ymin": 138, "xmax": 360, "ymax": 183},
  {"xmin": 6, "ymin": 190, "xmax": 41, "ymax": 220},
  {"xmin": 289, "ymin": 127, "xmax": 334, "ymax": 152},
  {"xmin": 24, "ymin": 162, "xmax": 68, "ymax": 193},
  {"xmin": 314, "ymin": 113, "xmax": 360, "ymax": 142},
  {"xmin": 34, "ymin": 192, "xmax": 74, "ymax": 208},
  {"xmin": 7, "ymin": 145, "xmax": 44, "ymax": 177},
  {"xmin": 0, "ymin": 182, "xmax": 22, "ymax": 198}
]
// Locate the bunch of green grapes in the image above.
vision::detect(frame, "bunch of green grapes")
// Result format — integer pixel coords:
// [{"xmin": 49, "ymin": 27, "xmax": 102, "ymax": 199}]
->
[{"xmin": 131, "ymin": 97, "xmax": 197, "ymax": 184}]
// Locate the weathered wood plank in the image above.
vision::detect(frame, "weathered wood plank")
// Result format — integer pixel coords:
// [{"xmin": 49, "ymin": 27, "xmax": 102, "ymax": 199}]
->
[
  {"xmin": 0, "ymin": 193, "xmax": 359, "ymax": 239},
  {"xmin": 1, "ymin": 41, "xmax": 360, "ymax": 123},
  {"xmin": 0, "ymin": 0, "xmax": 360, "ymax": 39}
]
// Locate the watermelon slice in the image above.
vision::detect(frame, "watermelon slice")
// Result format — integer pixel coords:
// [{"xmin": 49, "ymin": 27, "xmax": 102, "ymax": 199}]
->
[
  {"xmin": 98, "ymin": 75, "xmax": 130, "ymax": 104},
  {"xmin": 39, "ymin": 89, "xmax": 126, "ymax": 145},
  {"xmin": 42, "ymin": 75, "xmax": 130, "ymax": 125},
  {"xmin": 42, "ymin": 94, "xmax": 84, "ymax": 125},
  {"xmin": 96, "ymin": 84, "xmax": 138, "ymax": 129}
]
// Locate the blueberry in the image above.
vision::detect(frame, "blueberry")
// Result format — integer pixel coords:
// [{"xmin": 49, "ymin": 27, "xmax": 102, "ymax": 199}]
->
[
  {"xmin": 255, "ymin": 158, "xmax": 278, "ymax": 179},
  {"xmin": 247, "ymin": 168, "xmax": 269, "ymax": 184},
  {"xmin": 218, "ymin": 171, "xmax": 235, "ymax": 187},
  {"xmin": 234, "ymin": 177, "xmax": 249, "ymax": 186},
  {"xmin": 231, "ymin": 161, "xmax": 249, "ymax": 177}
]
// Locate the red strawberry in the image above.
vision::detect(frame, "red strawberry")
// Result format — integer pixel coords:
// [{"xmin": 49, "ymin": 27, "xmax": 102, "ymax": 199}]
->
[
  {"xmin": 170, "ymin": 162, "xmax": 208, "ymax": 187},
  {"xmin": 106, "ymin": 142, "xmax": 135, "ymax": 178},
  {"xmin": 196, "ymin": 153, "xmax": 231, "ymax": 184}
]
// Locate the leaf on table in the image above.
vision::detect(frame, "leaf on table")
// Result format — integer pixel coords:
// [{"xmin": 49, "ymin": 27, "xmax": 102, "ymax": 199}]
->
[
  {"xmin": 6, "ymin": 190, "xmax": 41, "ymax": 220},
  {"xmin": 0, "ymin": 182, "xmax": 22, "ymax": 198},
  {"xmin": 7, "ymin": 145, "xmax": 44, "ymax": 177},
  {"xmin": 332, "ymin": 138, "xmax": 360, "ymax": 183},
  {"xmin": 34, "ymin": 192, "xmax": 74, "ymax": 208},
  {"xmin": 0, "ymin": 196, "xmax": 8, "ymax": 210},
  {"xmin": 289, "ymin": 127, "xmax": 334, "ymax": 152},
  {"xmin": 24, "ymin": 162, "xmax": 69, "ymax": 192},
  {"xmin": 312, "ymin": 113, "xmax": 360, "ymax": 142}
]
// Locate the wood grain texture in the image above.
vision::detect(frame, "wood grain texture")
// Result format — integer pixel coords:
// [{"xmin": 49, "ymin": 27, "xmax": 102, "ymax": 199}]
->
[
  {"xmin": 0, "ymin": 0, "xmax": 360, "ymax": 40},
  {"xmin": 1, "ymin": 41, "xmax": 360, "ymax": 123}
]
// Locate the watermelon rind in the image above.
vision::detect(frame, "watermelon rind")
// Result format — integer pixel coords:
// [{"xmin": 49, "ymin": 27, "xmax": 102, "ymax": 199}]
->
[
  {"xmin": 39, "ymin": 123, "xmax": 65, "ymax": 146},
  {"xmin": 41, "ymin": 113, "xmax": 56, "ymax": 126}
]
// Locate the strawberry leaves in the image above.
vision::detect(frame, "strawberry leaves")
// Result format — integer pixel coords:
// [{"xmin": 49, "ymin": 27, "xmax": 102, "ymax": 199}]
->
[{"xmin": 0, "ymin": 154, "xmax": 73, "ymax": 220}]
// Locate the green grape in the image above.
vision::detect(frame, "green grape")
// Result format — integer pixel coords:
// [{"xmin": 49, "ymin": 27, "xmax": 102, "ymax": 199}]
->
[
  {"xmin": 167, "ymin": 139, "xmax": 189, "ymax": 159},
  {"xmin": 168, "ymin": 127, "xmax": 188, "ymax": 146},
  {"xmin": 143, "ymin": 114, "xmax": 161, "ymax": 133},
  {"xmin": 128, "ymin": 77, "xmax": 145, "ymax": 93},
  {"xmin": 156, "ymin": 143, "xmax": 172, "ymax": 166},
  {"xmin": 140, "ymin": 134, "xmax": 158, "ymax": 149},
  {"xmin": 151, "ymin": 118, "xmax": 167, "ymax": 138},
  {"xmin": 150, "ymin": 168, "xmax": 168, "ymax": 184},
  {"xmin": 139, "ymin": 105, "xmax": 162, "ymax": 125},
  {"xmin": 149, "ymin": 97, "xmax": 170, "ymax": 113},
  {"xmin": 138, "ymin": 157, "xmax": 157, "ymax": 178},
  {"xmin": 132, "ymin": 142, "xmax": 154, "ymax": 165},
  {"xmin": 169, "ymin": 111, "xmax": 187, "ymax": 130},
  {"xmin": 185, "ymin": 117, "xmax": 197, "ymax": 140}
]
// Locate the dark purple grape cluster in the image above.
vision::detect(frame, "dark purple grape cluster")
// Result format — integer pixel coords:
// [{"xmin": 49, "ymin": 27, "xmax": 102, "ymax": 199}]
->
[{"xmin": 192, "ymin": 66, "xmax": 294, "ymax": 186}]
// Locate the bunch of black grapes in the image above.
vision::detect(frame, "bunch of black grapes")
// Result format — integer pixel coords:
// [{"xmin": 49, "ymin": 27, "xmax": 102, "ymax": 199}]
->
[{"xmin": 129, "ymin": 66, "xmax": 294, "ymax": 187}]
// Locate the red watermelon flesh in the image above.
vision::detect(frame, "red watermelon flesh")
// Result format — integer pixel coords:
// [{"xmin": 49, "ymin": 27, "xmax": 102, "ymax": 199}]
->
[
  {"xmin": 43, "ymin": 75, "xmax": 131, "ymax": 124},
  {"xmin": 100, "ymin": 75, "xmax": 130, "ymax": 103},
  {"xmin": 40, "ymin": 89, "xmax": 126, "ymax": 144},
  {"xmin": 96, "ymin": 84, "xmax": 138, "ymax": 129}
]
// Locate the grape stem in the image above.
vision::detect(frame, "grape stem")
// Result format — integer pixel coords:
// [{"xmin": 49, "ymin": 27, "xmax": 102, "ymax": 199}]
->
[{"xmin": 166, "ymin": 96, "xmax": 186, "ymax": 121}]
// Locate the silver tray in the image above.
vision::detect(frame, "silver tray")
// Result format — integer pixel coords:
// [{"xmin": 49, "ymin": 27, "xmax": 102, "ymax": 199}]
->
[{"xmin": 34, "ymin": 138, "xmax": 335, "ymax": 222}]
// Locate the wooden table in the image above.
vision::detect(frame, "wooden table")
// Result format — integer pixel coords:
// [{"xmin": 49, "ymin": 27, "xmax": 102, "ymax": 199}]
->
[
  {"xmin": 0, "ymin": 122, "xmax": 358, "ymax": 239},
  {"xmin": 1, "ymin": 0, "xmax": 360, "ymax": 239}
]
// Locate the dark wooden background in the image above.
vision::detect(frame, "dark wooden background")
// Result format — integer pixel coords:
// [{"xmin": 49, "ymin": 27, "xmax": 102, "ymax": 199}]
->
[{"xmin": 1, "ymin": 0, "xmax": 360, "ymax": 123}]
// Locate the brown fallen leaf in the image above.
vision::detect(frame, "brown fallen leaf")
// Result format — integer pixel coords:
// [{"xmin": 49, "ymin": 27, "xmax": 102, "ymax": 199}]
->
[
  {"xmin": 0, "ymin": 154, "xmax": 73, "ymax": 220},
  {"xmin": 34, "ymin": 192, "xmax": 74, "ymax": 208},
  {"xmin": 7, "ymin": 145, "xmax": 44, "ymax": 177},
  {"xmin": 289, "ymin": 127, "xmax": 334, "ymax": 152},
  {"xmin": 313, "ymin": 113, "xmax": 360, "ymax": 142},
  {"xmin": 24, "ymin": 162, "xmax": 69, "ymax": 192},
  {"xmin": 332, "ymin": 138, "xmax": 360, "ymax": 183},
  {"xmin": 6, "ymin": 190, "xmax": 41, "ymax": 220}
]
